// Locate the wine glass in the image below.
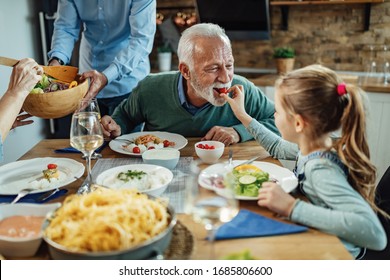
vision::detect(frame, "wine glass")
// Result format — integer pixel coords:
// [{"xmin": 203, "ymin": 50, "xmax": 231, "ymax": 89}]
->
[
  {"xmin": 185, "ymin": 160, "xmax": 239, "ymax": 259},
  {"xmin": 78, "ymin": 98, "xmax": 103, "ymax": 160},
  {"xmin": 70, "ymin": 101, "xmax": 104, "ymax": 194}
]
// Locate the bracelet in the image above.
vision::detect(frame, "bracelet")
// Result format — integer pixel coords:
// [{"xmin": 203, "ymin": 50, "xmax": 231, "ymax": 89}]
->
[{"xmin": 49, "ymin": 56, "xmax": 65, "ymax": 65}]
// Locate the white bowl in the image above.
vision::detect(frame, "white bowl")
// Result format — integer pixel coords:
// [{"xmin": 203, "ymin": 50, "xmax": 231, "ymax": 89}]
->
[
  {"xmin": 195, "ymin": 141, "xmax": 225, "ymax": 164},
  {"xmin": 0, "ymin": 203, "xmax": 61, "ymax": 258},
  {"xmin": 142, "ymin": 148, "xmax": 180, "ymax": 170},
  {"xmin": 96, "ymin": 164, "xmax": 173, "ymax": 197}
]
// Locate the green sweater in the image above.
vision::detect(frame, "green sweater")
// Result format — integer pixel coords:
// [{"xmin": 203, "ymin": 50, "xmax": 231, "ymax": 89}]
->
[{"xmin": 112, "ymin": 72, "xmax": 278, "ymax": 142}]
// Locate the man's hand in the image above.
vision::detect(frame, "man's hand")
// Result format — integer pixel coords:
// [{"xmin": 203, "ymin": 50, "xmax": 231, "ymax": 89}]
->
[
  {"xmin": 202, "ymin": 126, "xmax": 240, "ymax": 146},
  {"xmin": 11, "ymin": 112, "xmax": 34, "ymax": 129},
  {"xmin": 81, "ymin": 70, "xmax": 108, "ymax": 100},
  {"xmin": 100, "ymin": 115, "xmax": 121, "ymax": 138}
]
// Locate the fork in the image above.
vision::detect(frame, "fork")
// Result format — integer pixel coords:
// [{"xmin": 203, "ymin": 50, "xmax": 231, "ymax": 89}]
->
[
  {"xmin": 11, "ymin": 188, "xmax": 35, "ymax": 204},
  {"xmin": 112, "ymin": 138, "xmax": 134, "ymax": 145}
]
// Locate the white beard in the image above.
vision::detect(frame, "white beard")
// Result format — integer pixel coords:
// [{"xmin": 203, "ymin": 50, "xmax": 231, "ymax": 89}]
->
[{"xmin": 190, "ymin": 77, "xmax": 231, "ymax": 107}]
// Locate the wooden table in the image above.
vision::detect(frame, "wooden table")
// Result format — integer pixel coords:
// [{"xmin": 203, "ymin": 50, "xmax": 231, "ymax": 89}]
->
[{"xmin": 18, "ymin": 138, "xmax": 352, "ymax": 260}]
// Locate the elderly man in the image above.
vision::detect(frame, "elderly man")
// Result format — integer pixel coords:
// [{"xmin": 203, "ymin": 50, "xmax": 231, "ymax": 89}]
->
[{"xmin": 101, "ymin": 23, "xmax": 278, "ymax": 145}]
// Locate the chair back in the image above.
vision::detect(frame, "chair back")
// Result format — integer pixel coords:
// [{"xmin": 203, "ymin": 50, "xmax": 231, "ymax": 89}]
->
[{"xmin": 363, "ymin": 166, "xmax": 390, "ymax": 259}]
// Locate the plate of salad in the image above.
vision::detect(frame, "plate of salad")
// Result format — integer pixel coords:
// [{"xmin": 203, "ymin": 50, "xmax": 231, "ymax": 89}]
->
[{"xmin": 198, "ymin": 161, "xmax": 296, "ymax": 200}]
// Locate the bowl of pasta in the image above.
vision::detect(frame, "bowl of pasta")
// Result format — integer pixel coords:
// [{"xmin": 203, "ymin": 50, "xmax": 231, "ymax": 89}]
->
[{"xmin": 42, "ymin": 187, "xmax": 176, "ymax": 260}]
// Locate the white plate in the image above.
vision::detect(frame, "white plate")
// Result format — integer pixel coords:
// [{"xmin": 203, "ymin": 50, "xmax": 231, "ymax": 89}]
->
[
  {"xmin": 198, "ymin": 160, "xmax": 297, "ymax": 200},
  {"xmin": 109, "ymin": 131, "xmax": 188, "ymax": 157},
  {"xmin": 0, "ymin": 158, "xmax": 85, "ymax": 195},
  {"xmin": 95, "ymin": 164, "xmax": 173, "ymax": 196}
]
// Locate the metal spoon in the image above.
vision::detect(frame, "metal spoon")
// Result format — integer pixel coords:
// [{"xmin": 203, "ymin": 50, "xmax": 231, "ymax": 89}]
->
[{"xmin": 11, "ymin": 188, "xmax": 35, "ymax": 204}]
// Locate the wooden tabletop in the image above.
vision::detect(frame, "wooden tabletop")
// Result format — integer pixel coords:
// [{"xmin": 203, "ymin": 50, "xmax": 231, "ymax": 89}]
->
[{"xmin": 17, "ymin": 138, "xmax": 352, "ymax": 260}]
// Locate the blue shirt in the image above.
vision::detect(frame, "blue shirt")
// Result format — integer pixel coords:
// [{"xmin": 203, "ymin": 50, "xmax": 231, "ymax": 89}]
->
[{"xmin": 48, "ymin": 0, "xmax": 156, "ymax": 99}]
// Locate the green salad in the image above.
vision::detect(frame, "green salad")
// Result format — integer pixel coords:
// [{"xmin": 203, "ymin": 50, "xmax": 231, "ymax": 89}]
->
[{"xmin": 228, "ymin": 164, "xmax": 269, "ymax": 197}]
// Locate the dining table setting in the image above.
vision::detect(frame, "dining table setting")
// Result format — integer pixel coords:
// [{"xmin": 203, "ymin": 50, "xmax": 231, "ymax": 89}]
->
[{"xmin": 0, "ymin": 134, "xmax": 353, "ymax": 260}]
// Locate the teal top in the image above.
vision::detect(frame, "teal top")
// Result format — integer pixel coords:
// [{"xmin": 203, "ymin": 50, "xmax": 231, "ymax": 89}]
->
[
  {"xmin": 247, "ymin": 119, "xmax": 387, "ymax": 258},
  {"xmin": 112, "ymin": 72, "xmax": 278, "ymax": 142}
]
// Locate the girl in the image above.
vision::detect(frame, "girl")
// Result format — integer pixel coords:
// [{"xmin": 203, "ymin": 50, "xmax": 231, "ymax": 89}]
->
[{"xmin": 222, "ymin": 64, "xmax": 387, "ymax": 259}]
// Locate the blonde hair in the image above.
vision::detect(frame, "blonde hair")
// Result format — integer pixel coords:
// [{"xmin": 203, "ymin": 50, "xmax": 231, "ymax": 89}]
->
[
  {"xmin": 276, "ymin": 64, "xmax": 386, "ymax": 216},
  {"xmin": 177, "ymin": 23, "xmax": 231, "ymax": 70}
]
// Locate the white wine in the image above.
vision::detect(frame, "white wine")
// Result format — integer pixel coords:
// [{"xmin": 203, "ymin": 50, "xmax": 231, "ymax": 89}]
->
[
  {"xmin": 77, "ymin": 112, "xmax": 99, "ymax": 131},
  {"xmin": 70, "ymin": 135, "xmax": 104, "ymax": 153}
]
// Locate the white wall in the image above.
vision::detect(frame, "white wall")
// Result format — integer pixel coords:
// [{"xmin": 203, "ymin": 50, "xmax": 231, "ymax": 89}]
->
[{"xmin": 0, "ymin": 0, "xmax": 47, "ymax": 164}]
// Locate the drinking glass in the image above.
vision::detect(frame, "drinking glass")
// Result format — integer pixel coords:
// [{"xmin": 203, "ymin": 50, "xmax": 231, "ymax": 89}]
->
[
  {"xmin": 70, "ymin": 100, "xmax": 104, "ymax": 194},
  {"xmin": 382, "ymin": 45, "xmax": 389, "ymax": 85},
  {"xmin": 79, "ymin": 98, "xmax": 103, "ymax": 160},
  {"xmin": 185, "ymin": 160, "xmax": 239, "ymax": 259}
]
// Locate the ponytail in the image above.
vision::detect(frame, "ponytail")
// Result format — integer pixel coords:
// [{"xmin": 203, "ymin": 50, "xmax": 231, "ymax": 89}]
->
[{"xmin": 335, "ymin": 84, "xmax": 388, "ymax": 217}]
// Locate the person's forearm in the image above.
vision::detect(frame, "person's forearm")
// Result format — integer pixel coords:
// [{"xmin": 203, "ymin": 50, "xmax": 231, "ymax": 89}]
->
[
  {"xmin": 236, "ymin": 112, "xmax": 253, "ymax": 128},
  {"xmin": 0, "ymin": 90, "xmax": 26, "ymax": 141}
]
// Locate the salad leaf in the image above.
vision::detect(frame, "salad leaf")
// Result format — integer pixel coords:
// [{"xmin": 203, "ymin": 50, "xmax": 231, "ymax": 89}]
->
[{"xmin": 229, "ymin": 167, "xmax": 269, "ymax": 197}]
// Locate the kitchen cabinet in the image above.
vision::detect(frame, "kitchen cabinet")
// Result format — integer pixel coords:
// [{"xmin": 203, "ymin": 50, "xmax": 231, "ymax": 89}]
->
[
  {"xmin": 270, "ymin": 0, "xmax": 385, "ymax": 31},
  {"xmin": 255, "ymin": 79, "xmax": 390, "ymax": 184}
]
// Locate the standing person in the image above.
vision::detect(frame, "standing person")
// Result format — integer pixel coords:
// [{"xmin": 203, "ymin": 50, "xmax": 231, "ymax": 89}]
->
[
  {"xmin": 0, "ymin": 58, "xmax": 43, "ymax": 161},
  {"xmin": 48, "ymin": 0, "xmax": 156, "ymax": 117},
  {"xmin": 101, "ymin": 23, "xmax": 278, "ymax": 145},
  {"xmin": 222, "ymin": 64, "xmax": 387, "ymax": 258}
]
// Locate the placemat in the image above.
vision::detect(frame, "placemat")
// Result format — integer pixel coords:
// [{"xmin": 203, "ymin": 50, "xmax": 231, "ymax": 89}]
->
[
  {"xmin": 90, "ymin": 157, "xmax": 193, "ymax": 213},
  {"xmin": 164, "ymin": 221, "xmax": 194, "ymax": 260}
]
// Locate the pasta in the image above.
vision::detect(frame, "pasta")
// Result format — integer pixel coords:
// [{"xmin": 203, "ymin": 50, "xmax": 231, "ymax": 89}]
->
[
  {"xmin": 134, "ymin": 134, "xmax": 163, "ymax": 145},
  {"xmin": 44, "ymin": 188, "xmax": 170, "ymax": 252}
]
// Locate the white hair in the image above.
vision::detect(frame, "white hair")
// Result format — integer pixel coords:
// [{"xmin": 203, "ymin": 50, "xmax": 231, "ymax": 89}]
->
[{"xmin": 177, "ymin": 23, "xmax": 232, "ymax": 70}]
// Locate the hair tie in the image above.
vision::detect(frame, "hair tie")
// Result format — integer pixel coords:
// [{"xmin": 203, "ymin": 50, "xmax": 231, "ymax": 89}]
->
[{"xmin": 337, "ymin": 82, "xmax": 347, "ymax": 96}]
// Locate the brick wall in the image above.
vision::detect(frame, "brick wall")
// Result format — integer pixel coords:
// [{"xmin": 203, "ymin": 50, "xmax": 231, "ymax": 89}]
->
[{"xmin": 155, "ymin": 0, "xmax": 390, "ymax": 72}]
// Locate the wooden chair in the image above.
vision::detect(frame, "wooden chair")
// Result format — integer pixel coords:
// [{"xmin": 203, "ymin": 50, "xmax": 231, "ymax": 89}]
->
[{"xmin": 362, "ymin": 166, "xmax": 390, "ymax": 259}]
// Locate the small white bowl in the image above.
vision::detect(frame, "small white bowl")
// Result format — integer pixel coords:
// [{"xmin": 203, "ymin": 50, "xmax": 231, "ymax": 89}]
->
[
  {"xmin": 142, "ymin": 148, "xmax": 180, "ymax": 170},
  {"xmin": 195, "ymin": 141, "xmax": 225, "ymax": 164},
  {"xmin": 0, "ymin": 203, "xmax": 61, "ymax": 258}
]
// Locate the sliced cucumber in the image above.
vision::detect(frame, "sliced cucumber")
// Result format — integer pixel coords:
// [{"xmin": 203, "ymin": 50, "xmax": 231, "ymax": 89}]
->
[{"xmin": 238, "ymin": 175, "xmax": 257, "ymax": 185}]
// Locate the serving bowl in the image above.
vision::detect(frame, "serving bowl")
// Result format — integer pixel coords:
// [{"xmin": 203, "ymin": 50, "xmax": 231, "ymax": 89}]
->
[
  {"xmin": 42, "ymin": 190, "xmax": 176, "ymax": 260},
  {"xmin": 142, "ymin": 148, "xmax": 180, "ymax": 170},
  {"xmin": 195, "ymin": 140, "xmax": 225, "ymax": 164},
  {"xmin": 22, "ymin": 76, "xmax": 88, "ymax": 119},
  {"xmin": 0, "ymin": 203, "xmax": 61, "ymax": 258},
  {"xmin": 95, "ymin": 164, "xmax": 173, "ymax": 197}
]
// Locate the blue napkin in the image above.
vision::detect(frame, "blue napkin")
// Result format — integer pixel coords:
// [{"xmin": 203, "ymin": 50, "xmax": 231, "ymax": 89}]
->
[
  {"xmin": 54, "ymin": 141, "xmax": 108, "ymax": 153},
  {"xmin": 0, "ymin": 189, "xmax": 68, "ymax": 204},
  {"xmin": 215, "ymin": 209, "xmax": 308, "ymax": 240}
]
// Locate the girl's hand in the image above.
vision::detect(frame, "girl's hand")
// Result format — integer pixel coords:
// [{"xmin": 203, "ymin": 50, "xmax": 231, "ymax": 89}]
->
[
  {"xmin": 257, "ymin": 182, "xmax": 297, "ymax": 217},
  {"xmin": 221, "ymin": 85, "xmax": 252, "ymax": 127}
]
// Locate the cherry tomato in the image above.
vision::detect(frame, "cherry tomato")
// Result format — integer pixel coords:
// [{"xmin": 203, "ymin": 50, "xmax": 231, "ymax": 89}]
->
[
  {"xmin": 197, "ymin": 144, "xmax": 204, "ymax": 149},
  {"xmin": 209, "ymin": 145, "xmax": 215, "ymax": 149},
  {"xmin": 132, "ymin": 146, "xmax": 141, "ymax": 153},
  {"xmin": 163, "ymin": 140, "xmax": 170, "ymax": 147},
  {"xmin": 47, "ymin": 163, "xmax": 57, "ymax": 169},
  {"xmin": 218, "ymin": 88, "xmax": 228, "ymax": 94},
  {"xmin": 148, "ymin": 146, "xmax": 155, "ymax": 150}
]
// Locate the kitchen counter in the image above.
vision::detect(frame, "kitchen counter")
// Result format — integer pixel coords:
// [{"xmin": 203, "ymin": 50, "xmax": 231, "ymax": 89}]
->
[{"xmin": 248, "ymin": 74, "xmax": 390, "ymax": 94}]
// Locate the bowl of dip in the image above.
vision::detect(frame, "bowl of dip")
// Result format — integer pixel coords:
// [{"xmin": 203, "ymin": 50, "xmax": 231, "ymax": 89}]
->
[{"xmin": 0, "ymin": 203, "xmax": 61, "ymax": 258}]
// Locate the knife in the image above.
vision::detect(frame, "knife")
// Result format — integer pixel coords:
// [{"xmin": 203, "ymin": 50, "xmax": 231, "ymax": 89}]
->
[
  {"xmin": 36, "ymin": 188, "xmax": 61, "ymax": 202},
  {"xmin": 233, "ymin": 155, "xmax": 261, "ymax": 169}
]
